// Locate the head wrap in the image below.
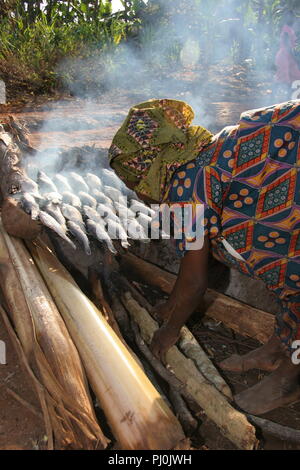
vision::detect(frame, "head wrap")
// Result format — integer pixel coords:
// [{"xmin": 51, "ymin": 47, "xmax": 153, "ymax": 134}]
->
[{"xmin": 109, "ymin": 99, "xmax": 213, "ymax": 202}]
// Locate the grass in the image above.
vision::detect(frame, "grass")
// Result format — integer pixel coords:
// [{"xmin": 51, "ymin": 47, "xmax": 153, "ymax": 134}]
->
[{"xmin": 0, "ymin": 13, "xmax": 130, "ymax": 99}]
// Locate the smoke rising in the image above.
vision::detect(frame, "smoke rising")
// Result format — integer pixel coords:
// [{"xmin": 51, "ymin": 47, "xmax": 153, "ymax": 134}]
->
[{"xmin": 24, "ymin": 0, "xmax": 290, "ymax": 183}]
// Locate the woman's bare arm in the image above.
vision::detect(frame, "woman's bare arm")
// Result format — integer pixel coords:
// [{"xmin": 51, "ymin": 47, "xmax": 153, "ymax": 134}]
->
[{"xmin": 150, "ymin": 236, "xmax": 210, "ymax": 362}]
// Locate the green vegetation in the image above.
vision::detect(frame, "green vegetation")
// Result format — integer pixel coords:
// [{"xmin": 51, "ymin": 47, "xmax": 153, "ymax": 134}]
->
[{"xmin": 0, "ymin": 0, "xmax": 299, "ymax": 99}]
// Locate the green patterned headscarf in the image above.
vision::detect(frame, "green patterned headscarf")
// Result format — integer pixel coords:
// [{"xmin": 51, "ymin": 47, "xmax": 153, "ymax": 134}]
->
[{"xmin": 108, "ymin": 99, "xmax": 213, "ymax": 202}]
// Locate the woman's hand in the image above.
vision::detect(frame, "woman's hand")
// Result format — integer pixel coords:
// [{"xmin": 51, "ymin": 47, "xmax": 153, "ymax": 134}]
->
[
  {"xmin": 150, "ymin": 323, "xmax": 181, "ymax": 363},
  {"xmin": 152, "ymin": 300, "xmax": 175, "ymax": 322}
]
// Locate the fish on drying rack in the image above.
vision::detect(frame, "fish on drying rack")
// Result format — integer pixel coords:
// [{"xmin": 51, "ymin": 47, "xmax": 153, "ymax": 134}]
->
[
  {"xmin": 39, "ymin": 211, "xmax": 76, "ymax": 250},
  {"xmin": 61, "ymin": 203, "xmax": 85, "ymax": 230},
  {"xmin": 18, "ymin": 160, "xmax": 156, "ymax": 256},
  {"xmin": 68, "ymin": 172, "xmax": 90, "ymax": 193},
  {"xmin": 85, "ymin": 173, "xmax": 103, "ymax": 191},
  {"xmin": 97, "ymin": 203, "xmax": 120, "ymax": 224},
  {"xmin": 86, "ymin": 219, "xmax": 117, "ymax": 254},
  {"xmin": 21, "ymin": 193, "xmax": 40, "ymax": 220},
  {"xmin": 67, "ymin": 220, "xmax": 91, "ymax": 256},
  {"xmin": 83, "ymin": 205, "xmax": 102, "ymax": 224},
  {"xmin": 104, "ymin": 185, "xmax": 126, "ymax": 204},
  {"xmin": 78, "ymin": 191, "xmax": 97, "ymax": 209},
  {"xmin": 62, "ymin": 191, "xmax": 82, "ymax": 209},
  {"xmin": 37, "ymin": 170, "xmax": 58, "ymax": 194},
  {"xmin": 105, "ymin": 218, "xmax": 130, "ymax": 249},
  {"xmin": 43, "ymin": 201, "xmax": 66, "ymax": 227},
  {"xmin": 43, "ymin": 192, "xmax": 63, "ymax": 205},
  {"xmin": 91, "ymin": 189, "xmax": 114, "ymax": 207},
  {"xmin": 130, "ymin": 199, "xmax": 156, "ymax": 217},
  {"xmin": 20, "ymin": 176, "xmax": 43, "ymax": 199},
  {"xmin": 126, "ymin": 217, "xmax": 150, "ymax": 243},
  {"xmin": 100, "ymin": 169, "xmax": 123, "ymax": 189},
  {"xmin": 53, "ymin": 174, "xmax": 73, "ymax": 193}
]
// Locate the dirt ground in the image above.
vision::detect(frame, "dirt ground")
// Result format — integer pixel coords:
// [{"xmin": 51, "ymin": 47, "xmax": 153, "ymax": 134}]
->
[
  {"xmin": 0, "ymin": 67, "xmax": 299, "ymax": 450},
  {"xmin": 0, "ymin": 312, "xmax": 46, "ymax": 450}
]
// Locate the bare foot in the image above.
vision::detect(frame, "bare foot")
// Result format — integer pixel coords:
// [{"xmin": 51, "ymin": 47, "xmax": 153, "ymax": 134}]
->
[
  {"xmin": 234, "ymin": 358, "xmax": 300, "ymax": 415},
  {"xmin": 219, "ymin": 335, "xmax": 284, "ymax": 372}
]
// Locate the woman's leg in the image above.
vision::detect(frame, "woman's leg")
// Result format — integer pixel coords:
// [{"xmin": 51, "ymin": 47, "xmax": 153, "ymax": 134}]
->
[
  {"xmin": 219, "ymin": 334, "xmax": 285, "ymax": 372},
  {"xmin": 234, "ymin": 297, "xmax": 300, "ymax": 414},
  {"xmin": 234, "ymin": 357, "xmax": 300, "ymax": 415},
  {"xmin": 220, "ymin": 296, "xmax": 300, "ymax": 373}
]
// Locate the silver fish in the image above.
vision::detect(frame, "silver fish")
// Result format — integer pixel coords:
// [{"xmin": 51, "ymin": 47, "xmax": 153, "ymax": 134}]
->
[
  {"xmin": 137, "ymin": 212, "xmax": 152, "ymax": 230},
  {"xmin": 44, "ymin": 202, "xmax": 66, "ymax": 227},
  {"xmin": 67, "ymin": 221, "xmax": 91, "ymax": 256},
  {"xmin": 105, "ymin": 219, "xmax": 130, "ymax": 248},
  {"xmin": 83, "ymin": 205, "xmax": 102, "ymax": 223},
  {"xmin": 68, "ymin": 172, "xmax": 90, "ymax": 193},
  {"xmin": 101, "ymin": 169, "xmax": 122, "ymax": 189},
  {"xmin": 114, "ymin": 201, "xmax": 135, "ymax": 220},
  {"xmin": 85, "ymin": 172, "xmax": 103, "ymax": 190},
  {"xmin": 39, "ymin": 211, "xmax": 76, "ymax": 249},
  {"xmin": 61, "ymin": 203, "xmax": 85, "ymax": 230},
  {"xmin": 20, "ymin": 176, "xmax": 42, "ymax": 198},
  {"xmin": 103, "ymin": 185, "xmax": 125, "ymax": 204},
  {"xmin": 37, "ymin": 170, "xmax": 58, "ymax": 193},
  {"xmin": 91, "ymin": 189, "xmax": 114, "ymax": 207},
  {"xmin": 21, "ymin": 193, "xmax": 40, "ymax": 220},
  {"xmin": 78, "ymin": 191, "xmax": 97, "ymax": 209},
  {"xmin": 86, "ymin": 219, "xmax": 117, "ymax": 254},
  {"xmin": 97, "ymin": 203, "xmax": 119, "ymax": 223},
  {"xmin": 62, "ymin": 191, "xmax": 82, "ymax": 209},
  {"xmin": 130, "ymin": 199, "xmax": 156, "ymax": 217},
  {"xmin": 43, "ymin": 192, "xmax": 62, "ymax": 205},
  {"xmin": 54, "ymin": 174, "xmax": 73, "ymax": 192},
  {"xmin": 126, "ymin": 217, "xmax": 150, "ymax": 242}
]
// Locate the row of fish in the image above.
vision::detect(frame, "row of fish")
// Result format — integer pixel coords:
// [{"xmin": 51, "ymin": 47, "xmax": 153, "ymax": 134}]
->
[{"xmin": 18, "ymin": 168, "xmax": 156, "ymax": 255}]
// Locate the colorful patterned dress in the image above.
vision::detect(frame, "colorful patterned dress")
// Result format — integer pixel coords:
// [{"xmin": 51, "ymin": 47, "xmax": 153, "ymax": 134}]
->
[{"xmin": 166, "ymin": 100, "xmax": 300, "ymax": 353}]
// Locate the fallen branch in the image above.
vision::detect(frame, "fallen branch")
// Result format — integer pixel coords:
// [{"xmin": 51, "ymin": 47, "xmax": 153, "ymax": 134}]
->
[
  {"xmin": 129, "ymin": 318, "xmax": 197, "ymax": 437},
  {"xmin": 179, "ymin": 327, "xmax": 232, "ymax": 399},
  {"xmin": 122, "ymin": 292, "xmax": 258, "ymax": 450},
  {"xmin": 115, "ymin": 273, "xmax": 155, "ymax": 311},
  {"xmin": 139, "ymin": 358, "xmax": 171, "ymax": 407},
  {"xmin": 110, "ymin": 295, "xmax": 135, "ymax": 344},
  {"xmin": 168, "ymin": 388, "xmax": 198, "ymax": 437},
  {"xmin": 120, "ymin": 252, "xmax": 275, "ymax": 343},
  {"xmin": 129, "ymin": 319, "xmax": 196, "ymax": 402},
  {"xmin": 247, "ymin": 414, "xmax": 300, "ymax": 444}
]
